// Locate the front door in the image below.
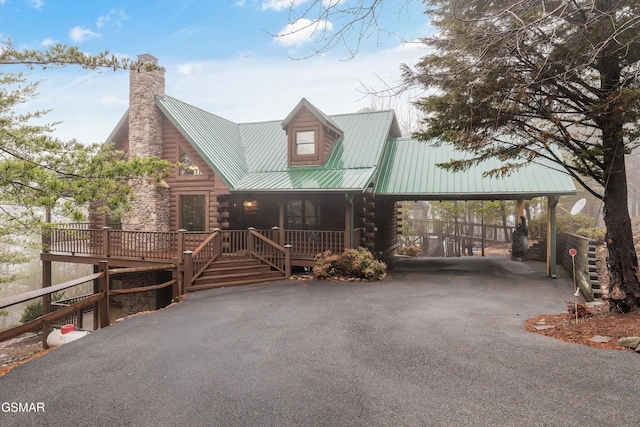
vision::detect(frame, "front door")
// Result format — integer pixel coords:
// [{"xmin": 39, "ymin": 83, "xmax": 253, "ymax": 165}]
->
[{"xmin": 180, "ymin": 194, "xmax": 206, "ymax": 231}]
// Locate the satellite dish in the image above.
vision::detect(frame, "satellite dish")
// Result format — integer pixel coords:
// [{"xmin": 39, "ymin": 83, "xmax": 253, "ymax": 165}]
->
[{"xmin": 570, "ymin": 198, "xmax": 587, "ymax": 216}]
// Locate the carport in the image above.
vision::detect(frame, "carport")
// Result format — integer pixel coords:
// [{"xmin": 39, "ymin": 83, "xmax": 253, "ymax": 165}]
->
[{"xmin": 374, "ymin": 138, "xmax": 576, "ymax": 277}]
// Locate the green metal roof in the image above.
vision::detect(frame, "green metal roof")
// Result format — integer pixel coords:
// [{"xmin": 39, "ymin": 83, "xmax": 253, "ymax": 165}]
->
[
  {"xmin": 151, "ymin": 96, "xmax": 575, "ymax": 198},
  {"xmin": 375, "ymin": 138, "xmax": 576, "ymax": 199},
  {"xmin": 156, "ymin": 96, "xmax": 247, "ymax": 188},
  {"xmin": 157, "ymin": 95, "xmax": 399, "ymax": 192}
]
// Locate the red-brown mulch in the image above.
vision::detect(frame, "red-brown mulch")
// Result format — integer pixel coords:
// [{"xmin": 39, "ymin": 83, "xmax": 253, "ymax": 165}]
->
[{"xmin": 524, "ymin": 304, "xmax": 640, "ymax": 351}]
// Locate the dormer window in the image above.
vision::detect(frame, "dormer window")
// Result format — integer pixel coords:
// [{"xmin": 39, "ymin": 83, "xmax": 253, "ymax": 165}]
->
[
  {"xmin": 289, "ymin": 125, "xmax": 320, "ymax": 164},
  {"xmin": 296, "ymin": 130, "xmax": 316, "ymax": 155},
  {"xmin": 282, "ymin": 99, "xmax": 343, "ymax": 166},
  {"xmin": 179, "ymin": 147, "xmax": 202, "ymax": 175}
]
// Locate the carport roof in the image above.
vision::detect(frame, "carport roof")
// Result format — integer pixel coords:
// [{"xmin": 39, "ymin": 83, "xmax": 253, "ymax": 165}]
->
[{"xmin": 374, "ymin": 138, "xmax": 576, "ymax": 200}]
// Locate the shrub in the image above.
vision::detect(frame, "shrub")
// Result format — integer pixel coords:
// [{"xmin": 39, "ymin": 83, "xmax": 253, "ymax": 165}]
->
[
  {"xmin": 575, "ymin": 227, "xmax": 606, "ymax": 243},
  {"xmin": 314, "ymin": 247, "xmax": 387, "ymax": 281},
  {"xmin": 20, "ymin": 300, "xmax": 43, "ymax": 324},
  {"xmin": 399, "ymin": 245, "xmax": 422, "ymax": 257},
  {"xmin": 20, "ymin": 292, "xmax": 65, "ymax": 324},
  {"xmin": 528, "ymin": 214, "xmax": 598, "ymax": 240}
]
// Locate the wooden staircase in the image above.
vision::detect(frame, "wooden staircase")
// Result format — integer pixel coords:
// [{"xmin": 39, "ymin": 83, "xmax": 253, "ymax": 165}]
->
[{"xmin": 188, "ymin": 257, "xmax": 287, "ymax": 291}]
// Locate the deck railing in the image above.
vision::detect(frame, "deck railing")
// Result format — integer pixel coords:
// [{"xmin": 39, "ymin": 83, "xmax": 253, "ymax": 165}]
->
[
  {"xmin": 107, "ymin": 230, "xmax": 179, "ymax": 260},
  {"xmin": 45, "ymin": 226, "xmax": 347, "ymax": 262},
  {"xmin": 44, "ymin": 227, "xmax": 212, "ymax": 262},
  {"xmin": 1, "ymin": 261, "xmax": 179, "ymax": 347},
  {"xmin": 189, "ymin": 230, "xmax": 222, "ymax": 280},
  {"xmin": 51, "ymin": 294, "xmax": 95, "ymax": 329},
  {"xmin": 248, "ymin": 229, "xmax": 290, "ymax": 276},
  {"xmin": 284, "ymin": 230, "xmax": 345, "ymax": 258}
]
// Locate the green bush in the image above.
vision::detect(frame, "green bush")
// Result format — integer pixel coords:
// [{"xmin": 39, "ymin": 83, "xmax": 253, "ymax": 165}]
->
[
  {"xmin": 399, "ymin": 245, "xmax": 422, "ymax": 256},
  {"xmin": 575, "ymin": 227, "xmax": 606, "ymax": 243},
  {"xmin": 20, "ymin": 292, "xmax": 65, "ymax": 324},
  {"xmin": 20, "ymin": 300, "xmax": 43, "ymax": 324},
  {"xmin": 314, "ymin": 247, "xmax": 387, "ymax": 281},
  {"xmin": 528, "ymin": 214, "xmax": 598, "ymax": 240}
]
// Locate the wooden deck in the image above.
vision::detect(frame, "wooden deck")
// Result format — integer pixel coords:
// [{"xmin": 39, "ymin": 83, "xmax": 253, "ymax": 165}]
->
[{"xmin": 43, "ymin": 225, "xmax": 348, "ymax": 266}]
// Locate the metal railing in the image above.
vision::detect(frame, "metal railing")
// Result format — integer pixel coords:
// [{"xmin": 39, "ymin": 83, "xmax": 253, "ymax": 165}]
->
[{"xmin": 51, "ymin": 294, "xmax": 95, "ymax": 329}]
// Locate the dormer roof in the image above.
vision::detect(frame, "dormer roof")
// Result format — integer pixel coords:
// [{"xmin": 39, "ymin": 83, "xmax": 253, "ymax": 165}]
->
[{"xmin": 281, "ymin": 98, "xmax": 342, "ymax": 135}]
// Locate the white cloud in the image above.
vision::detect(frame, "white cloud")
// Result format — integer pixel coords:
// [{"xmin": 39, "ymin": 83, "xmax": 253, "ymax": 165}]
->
[
  {"xmin": 96, "ymin": 14, "xmax": 110, "ymax": 28},
  {"xmin": 96, "ymin": 8, "xmax": 129, "ymax": 28},
  {"xmin": 41, "ymin": 37, "xmax": 56, "ymax": 47},
  {"xmin": 27, "ymin": 0, "xmax": 44, "ymax": 9},
  {"xmin": 275, "ymin": 18, "xmax": 333, "ymax": 47},
  {"xmin": 322, "ymin": 0, "xmax": 346, "ymax": 6},
  {"xmin": 98, "ymin": 94, "xmax": 124, "ymax": 107},
  {"xmin": 262, "ymin": 0, "xmax": 306, "ymax": 12},
  {"xmin": 69, "ymin": 26, "xmax": 101, "ymax": 43},
  {"xmin": 177, "ymin": 63, "xmax": 203, "ymax": 75}
]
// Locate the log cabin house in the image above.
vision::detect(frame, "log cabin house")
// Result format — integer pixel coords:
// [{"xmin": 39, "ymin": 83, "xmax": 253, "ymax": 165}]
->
[{"xmin": 41, "ymin": 54, "xmax": 575, "ymax": 322}]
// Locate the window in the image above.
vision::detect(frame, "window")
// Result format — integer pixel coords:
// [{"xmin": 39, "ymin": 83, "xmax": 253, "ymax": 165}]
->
[
  {"xmin": 286, "ymin": 200, "xmax": 319, "ymax": 229},
  {"xmin": 180, "ymin": 195, "xmax": 206, "ymax": 231},
  {"xmin": 179, "ymin": 147, "xmax": 202, "ymax": 176},
  {"xmin": 295, "ymin": 130, "xmax": 316, "ymax": 156}
]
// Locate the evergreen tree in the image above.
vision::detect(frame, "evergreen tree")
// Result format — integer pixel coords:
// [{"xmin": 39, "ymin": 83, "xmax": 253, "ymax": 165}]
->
[
  {"xmin": 0, "ymin": 40, "xmax": 171, "ymax": 271},
  {"xmin": 407, "ymin": 1, "xmax": 640, "ymax": 312}
]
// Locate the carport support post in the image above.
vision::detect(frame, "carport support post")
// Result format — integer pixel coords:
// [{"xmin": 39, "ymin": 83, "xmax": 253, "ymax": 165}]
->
[
  {"xmin": 547, "ymin": 196, "xmax": 559, "ymax": 278},
  {"xmin": 516, "ymin": 199, "xmax": 525, "ymax": 224}
]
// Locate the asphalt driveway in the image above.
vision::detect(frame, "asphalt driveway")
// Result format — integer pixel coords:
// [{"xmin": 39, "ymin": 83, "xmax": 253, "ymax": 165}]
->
[{"xmin": 1, "ymin": 257, "xmax": 639, "ymax": 426}]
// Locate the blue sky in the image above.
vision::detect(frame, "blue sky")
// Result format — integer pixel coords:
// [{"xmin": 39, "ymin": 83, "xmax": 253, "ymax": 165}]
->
[{"xmin": 1, "ymin": 0, "xmax": 432, "ymax": 143}]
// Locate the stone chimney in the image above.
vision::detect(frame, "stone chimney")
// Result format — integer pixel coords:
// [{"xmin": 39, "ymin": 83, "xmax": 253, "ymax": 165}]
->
[{"xmin": 121, "ymin": 54, "xmax": 170, "ymax": 232}]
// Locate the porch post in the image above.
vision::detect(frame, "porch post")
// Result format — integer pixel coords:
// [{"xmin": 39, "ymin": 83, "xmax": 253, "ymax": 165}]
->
[
  {"xmin": 183, "ymin": 250, "xmax": 194, "ymax": 290},
  {"xmin": 547, "ymin": 195, "xmax": 559, "ymax": 278},
  {"xmin": 102, "ymin": 226, "xmax": 112, "ymax": 257},
  {"xmin": 278, "ymin": 202, "xmax": 285, "ymax": 247},
  {"xmin": 284, "ymin": 244, "xmax": 292, "ymax": 278},
  {"xmin": 344, "ymin": 194, "xmax": 354, "ymax": 249}
]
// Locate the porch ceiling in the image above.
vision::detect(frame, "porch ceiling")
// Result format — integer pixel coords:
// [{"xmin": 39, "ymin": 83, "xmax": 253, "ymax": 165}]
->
[{"xmin": 374, "ymin": 138, "xmax": 576, "ymax": 200}]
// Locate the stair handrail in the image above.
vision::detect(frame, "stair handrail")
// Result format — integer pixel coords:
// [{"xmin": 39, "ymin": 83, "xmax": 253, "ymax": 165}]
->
[
  {"xmin": 248, "ymin": 229, "xmax": 289, "ymax": 274},
  {"xmin": 190, "ymin": 229, "xmax": 222, "ymax": 281}
]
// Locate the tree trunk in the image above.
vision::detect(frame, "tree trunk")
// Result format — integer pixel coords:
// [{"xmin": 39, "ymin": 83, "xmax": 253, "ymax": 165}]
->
[
  {"xmin": 602, "ymin": 141, "xmax": 640, "ymax": 312},
  {"xmin": 596, "ymin": 13, "xmax": 640, "ymax": 312}
]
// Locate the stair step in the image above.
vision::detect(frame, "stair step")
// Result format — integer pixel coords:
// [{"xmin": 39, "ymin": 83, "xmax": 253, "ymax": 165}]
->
[
  {"xmin": 210, "ymin": 258, "xmax": 262, "ymax": 268},
  {"xmin": 188, "ymin": 275, "xmax": 285, "ymax": 291},
  {"xmin": 196, "ymin": 269, "xmax": 282, "ymax": 284},
  {"xmin": 201, "ymin": 264, "xmax": 272, "ymax": 277}
]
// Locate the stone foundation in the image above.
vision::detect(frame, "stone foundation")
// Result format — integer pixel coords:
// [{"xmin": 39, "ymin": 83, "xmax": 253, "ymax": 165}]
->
[{"xmin": 110, "ymin": 271, "xmax": 172, "ymax": 321}]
